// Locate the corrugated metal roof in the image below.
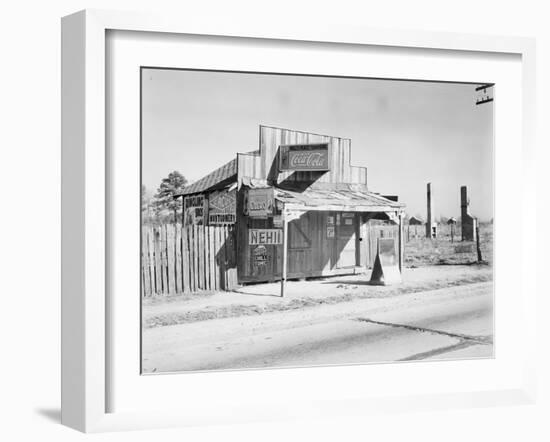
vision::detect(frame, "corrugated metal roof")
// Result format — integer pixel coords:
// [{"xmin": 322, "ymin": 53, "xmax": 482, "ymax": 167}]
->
[
  {"xmin": 274, "ymin": 186, "xmax": 404, "ymax": 212},
  {"xmin": 175, "ymin": 158, "xmax": 237, "ymax": 196}
]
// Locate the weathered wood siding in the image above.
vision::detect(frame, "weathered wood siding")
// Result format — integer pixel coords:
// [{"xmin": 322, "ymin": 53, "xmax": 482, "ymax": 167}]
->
[
  {"xmin": 141, "ymin": 224, "xmax": 237, "ymax": 296},
  {"xmin": 237, "ymin": 210, "xmax": 397, "ymax": 283},
  {"xmin": 233, "ymin": 126, "xmax": 402, "ymax": 283},
  {"xmin": 237, "ymin": 126, "xmax": 368, "ymax": 187}
]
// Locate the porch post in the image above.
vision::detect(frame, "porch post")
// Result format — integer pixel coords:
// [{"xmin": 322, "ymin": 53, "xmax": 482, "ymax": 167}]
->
[
  {"xmin": 398, "ymin": 211, "xmax": 404, "ymax": 273},
  {"xmin": 280, "ymin": 210, "xmax": 288, "ymax": 297}
]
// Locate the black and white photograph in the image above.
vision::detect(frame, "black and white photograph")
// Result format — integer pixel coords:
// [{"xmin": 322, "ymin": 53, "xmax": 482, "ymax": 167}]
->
[{"xmin": 140, "ymin": 68, "xmax": 494, "ymax": 374}]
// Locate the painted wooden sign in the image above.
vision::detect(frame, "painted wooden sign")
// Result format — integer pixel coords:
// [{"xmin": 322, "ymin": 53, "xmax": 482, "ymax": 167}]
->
[
  {"xmin": 249, "ymin": 229, "xmax": 283, "ymax": 245},
  {"xmin": 273, "ymin": 214, "xmax": 283, "ymax": 228},
  {"xmin": 252, "ymin": 245, "xmax": 268, "ymax": 267},
  {"xmin": 208, "ymin": 189, "xmax": 236, "ymax": 225},
  {"xmin": 183, "ymin": 194, "xmax": 206, "ymax": 224},
  {"xmin": 245, "ymin": 188, "xmax": 274, "ymax": 218},
  {"xmin": 279, "ymin": 143, "xmax": 330, "ymax": 171}
]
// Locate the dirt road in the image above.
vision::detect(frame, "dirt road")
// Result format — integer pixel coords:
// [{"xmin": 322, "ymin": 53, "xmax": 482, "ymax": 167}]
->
[{"xmin": 142, "ymin": 280, "xmax": 493, "ymax": 373}]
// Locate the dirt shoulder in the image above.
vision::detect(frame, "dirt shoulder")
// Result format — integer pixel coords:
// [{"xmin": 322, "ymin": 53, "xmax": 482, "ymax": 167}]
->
[
  {"xmin": 143, "ymin": 264, "xmax": 493, "ymax": 329},
  {"xmin": 142, "ymin": 281, "xmax": 493, "ymax": 373}
]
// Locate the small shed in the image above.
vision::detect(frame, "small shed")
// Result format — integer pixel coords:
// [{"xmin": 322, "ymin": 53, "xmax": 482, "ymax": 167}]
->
[
  {"xmin": 408, "ymin": 216, "xmax": 424, "ymax": 226},
  {"xmin": 407, "ymin": 215, "xmax": 424, "ymax": 239}
]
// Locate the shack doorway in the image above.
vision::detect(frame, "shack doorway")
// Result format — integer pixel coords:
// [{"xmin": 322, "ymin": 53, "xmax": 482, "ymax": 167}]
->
[
  {"xmin": 334, "ymin": 212, "xmax": 357, "ymax": 269},
  {"xmin": 287, "ymin": 214, "xmax": 313, "ymax": 277}
]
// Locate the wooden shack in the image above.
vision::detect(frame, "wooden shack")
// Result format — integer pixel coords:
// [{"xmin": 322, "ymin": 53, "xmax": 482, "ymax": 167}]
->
[
  {"xmin": 175, "ymin": 125, "xmax": 405, "ymax": 289},
  {"xmin": 407, "ymin": 215, "xmax": 424, "ymax": 240}
]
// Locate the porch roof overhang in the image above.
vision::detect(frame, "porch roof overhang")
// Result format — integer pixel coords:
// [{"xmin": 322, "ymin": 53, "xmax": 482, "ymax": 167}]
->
[{"xmin": 274, "ymin": 186, "xmax": 405, "ymax": 213}]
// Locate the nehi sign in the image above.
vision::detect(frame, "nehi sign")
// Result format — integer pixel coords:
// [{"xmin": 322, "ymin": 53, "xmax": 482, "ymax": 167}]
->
[
  {"xmin": 279, "ymin": 143, "xmax": 330, "ymax": 171},
  {"xmin": 249, "ymin": 229, "xmax": 283, "ymax": 245}
]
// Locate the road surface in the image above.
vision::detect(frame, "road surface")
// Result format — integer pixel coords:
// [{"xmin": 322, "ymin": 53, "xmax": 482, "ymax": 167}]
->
[{"xmin": 142, "ymin": 281, "xmax": 493, "ymax": 373}]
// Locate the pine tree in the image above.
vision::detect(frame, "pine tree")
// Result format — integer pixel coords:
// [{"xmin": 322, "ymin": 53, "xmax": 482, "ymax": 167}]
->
[{"xmin": 152, "ymin": 171, "xmax": 187, "ymax": 223}]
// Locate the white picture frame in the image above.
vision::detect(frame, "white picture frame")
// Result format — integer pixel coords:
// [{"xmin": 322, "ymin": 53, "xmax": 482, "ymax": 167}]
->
[{"xmin": 61, "ymin": 9, "xmax": 537, "ymax": 433}]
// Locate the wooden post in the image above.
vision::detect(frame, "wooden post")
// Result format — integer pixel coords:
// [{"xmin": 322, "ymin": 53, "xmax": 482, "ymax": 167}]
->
[
  {"xmin": 450, "ymin": 223, "xmax": 455, "ymax": 243},
  {"xmin": 280, "ymin": 214, "xmax": 288, "ymax": 298},
  {"xmin": 476, "ymin": 225, "xmax": 483, "ymax": 262},
  {"xmin": 398, "ymin": 212, "xmax": 404, "ymax": 273}
]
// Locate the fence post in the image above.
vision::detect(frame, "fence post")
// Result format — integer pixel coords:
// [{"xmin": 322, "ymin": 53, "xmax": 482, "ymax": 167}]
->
[
  {"xmin": 181, "ymin": 225, "xmax": 190, "ymax": 293},
  {"xmin": 166, "ymin": 224, "xmax": 176, "ymax": 295},
  {"xmin": 476, "ymin": 225, "xmax": 483, "ymax": 262}
]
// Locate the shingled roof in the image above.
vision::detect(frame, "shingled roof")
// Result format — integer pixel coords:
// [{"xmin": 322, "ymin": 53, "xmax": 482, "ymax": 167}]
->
[{"xmin": 175, "ymin": 158, "xmax": 237, "ymax": 197}]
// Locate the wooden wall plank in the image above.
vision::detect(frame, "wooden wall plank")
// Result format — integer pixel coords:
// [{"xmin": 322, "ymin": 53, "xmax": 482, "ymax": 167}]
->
[
  {"xmin": 153, "ymin": 227, "xmax": 163, "ymax": 294},
  {"xmin": 216, "ymin": 225, "xmax": 223, "ymax": 290},
  {"xmin": 206, "ymin": 226, "xmax": 212, "ymax": 291},
  {"xmin": 141, "ymin": 229, "xmax": 149, "ymax": 296},
  {"xmin": 220, "ymin": 226, "xmax": 228, "ymax": 290},
  {"xmin": 141, "ymin": 222, "xmax": 247, "ymax": 296},
  {"xmin": 166, "ymin": 224, "xmax": 176, "ymax": 295},
  {"xmin": 208, "ymin": 227, "xmax": 216, "ymax": 290},
  {"xmin": 147, "ymin": 227, "xmax": 156, "ymax": 295},
  {"xmin": 181, "ymin": 226, "xmax": 190, "ymax": 293},
  {"xmin": 250, "ymin": 126, "xmax": 367, "ymax": 187},
  {"xmin": 188, "ymin": 225, "xmax": 194, "ymax": 292},
  {"xmin": 198, "ymin": 225, "xmax": 204, "ymax": 290},
  {"xmin": 192, "ymin": 225, "xmax": 199, "ymax": 292},
  {"xmin": 175, "ymin": 224, "xmax": 182, "ymax": 293},
  {"xmin": 205, "ymin": 227, "xmax": 211, "ymax": 290},
  {"xmin": 161, "ymin": 225, "xmax": 169, "ymax": 294}
]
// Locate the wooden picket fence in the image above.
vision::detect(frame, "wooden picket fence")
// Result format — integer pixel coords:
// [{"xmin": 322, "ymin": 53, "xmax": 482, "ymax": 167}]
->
[{"xmin": 141, "ymin": 224, "xmax": 237, "ymax": 297}]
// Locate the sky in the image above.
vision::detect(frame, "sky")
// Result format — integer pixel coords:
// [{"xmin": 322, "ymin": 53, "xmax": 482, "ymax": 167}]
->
[{"xmin": 142, "ymin": 68, "xmax": 494, "ymax": 221}]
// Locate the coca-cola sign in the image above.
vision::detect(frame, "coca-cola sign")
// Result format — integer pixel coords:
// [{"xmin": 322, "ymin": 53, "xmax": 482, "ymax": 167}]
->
[{"xmin": 279, "ymin": 143, "xmax": 330, "ymax": 171}]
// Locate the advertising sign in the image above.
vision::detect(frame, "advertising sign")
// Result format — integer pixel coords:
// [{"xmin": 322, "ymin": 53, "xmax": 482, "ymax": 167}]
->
[
  {"xmin": 245, "ymin": 188, "xmax": 274, "ymax": 218},
  {"xmin": 249, "ymin": 229, "xmax": 283, "ymax": 245},
  {"xmin": 252, "ymin": 245, "xmax": 268, "ymax": 267},
  {"xmin": 279, "ymin": 143, "xmax": 330, "ymax": 171},
  {"xmin": 183, "ymin": 194, "xmax": 206, "ymax": 224},
  {"xmin": 208, "ymin": 189, "xmax": 236, "ymax": 225},
  {"xmin": 273, "ymin": 214, "xmax": 283, "ymax": 228}
]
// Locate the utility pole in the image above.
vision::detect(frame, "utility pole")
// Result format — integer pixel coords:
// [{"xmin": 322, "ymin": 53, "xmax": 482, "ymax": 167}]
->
[{"xmin": 475, "ymin": 84, "xmax": 494, "ymax": 105}]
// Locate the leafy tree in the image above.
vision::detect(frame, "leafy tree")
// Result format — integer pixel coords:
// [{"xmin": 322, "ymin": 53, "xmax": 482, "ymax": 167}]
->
[
  {"xmin": 141, "ymin": 185, "xmax": 149, "ymax": 211},
  {"xmin": 152, "ymin": 171, "xmax": 187, "ymax": 223},
  {"xmin": 141, "ymin": 185, "xmax": 155, "ymax": 224}
]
